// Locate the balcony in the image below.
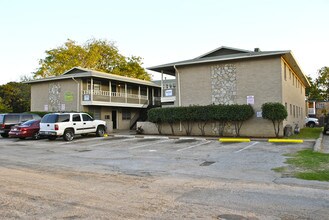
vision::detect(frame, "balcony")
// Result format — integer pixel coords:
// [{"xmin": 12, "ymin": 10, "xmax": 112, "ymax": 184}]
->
[{"xmin": 82, "ymin": 90, "xmax": 160, "ymax": 108}]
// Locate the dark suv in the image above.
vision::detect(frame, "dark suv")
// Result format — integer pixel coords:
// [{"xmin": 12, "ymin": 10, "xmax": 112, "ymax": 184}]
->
[{"xmin": 0, "ymin": 113, "xmax": 41, "ymax": 138}]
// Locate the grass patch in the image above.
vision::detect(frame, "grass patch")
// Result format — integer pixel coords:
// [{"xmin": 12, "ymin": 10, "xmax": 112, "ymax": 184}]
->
[
  {"xmin": 273, "ymin": 149, "xmax": 329, "ymax": 181},
  {"xmin": 288, "ymin": 127, "xmax": 322, "ymax": 139}
]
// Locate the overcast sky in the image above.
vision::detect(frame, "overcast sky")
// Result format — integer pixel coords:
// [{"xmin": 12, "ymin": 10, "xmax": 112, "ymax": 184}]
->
[{"xmin": 0, "ymin": 0, "xmax": 328, "ymax": 85}]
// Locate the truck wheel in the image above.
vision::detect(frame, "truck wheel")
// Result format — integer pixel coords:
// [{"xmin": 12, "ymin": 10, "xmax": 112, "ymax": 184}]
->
[
  {"xmin": 63, "ymin": 129, "xmax": 74, "ymax": 141},
  {"xmin": 96, "ymin": 126, "xmax": 105, "ymax": 137},
  {"xmin": 308, "ymin": 122, "xmax": 315, "ymax": 128},
  {"xmin": 1, "ymin": 133, "xmax": 9, "ymax": 138},
  {"xmin": 32, "ymin": 132, "xmax": 40, "ymax": 140}
]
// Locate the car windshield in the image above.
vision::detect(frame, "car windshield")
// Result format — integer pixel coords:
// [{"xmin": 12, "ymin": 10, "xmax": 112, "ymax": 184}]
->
[
  {"xmin": 41, "ymin": 114, "xmax": 70, "ymax": 123},
  {"xmin": 4, "ymin": 115, "xmax": 20, "ymax": 123},
  {"xmin": 21, "ymin": 120, "xmax": 37, "ymax": 126},
  {"xmin": 0, "ymin": 115, "xmax": 3, "ymax": 123}
]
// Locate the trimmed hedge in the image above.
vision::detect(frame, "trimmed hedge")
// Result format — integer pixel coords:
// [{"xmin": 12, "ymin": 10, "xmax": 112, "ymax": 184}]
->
[
  {"xmin": 148, "ymin": 104, "xmax": 254, "ymax": 136},
  {"xmin": 262, "ymin": 102, "xmax": 288, "ymax": 137}
]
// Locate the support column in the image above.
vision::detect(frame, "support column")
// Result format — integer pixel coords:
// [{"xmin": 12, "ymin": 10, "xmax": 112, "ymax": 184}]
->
[
  {"xmin": 152, "ymin": 87, "xmax": 154, "ymax": 105},
  {"xmin": 146, "ymin": 86, "xmax": 149, "ymax": 105},
  {"xmin": 109, "ymin": 81, "xmax": 112, "ymax": 102},
  {"xmin": 161, "ymin": 71, "xmax": 164, "ymax": 98},
  {"xmin": 125, "ymin": 83, "xmax": 128, "ymax": 103},
  {"xmin": 138, "ymin": 86, "xmax": 141, "ymax": 104},
  {"xmin": 91, "ymin": 78, "xmax": 94, "ymax": 101}
]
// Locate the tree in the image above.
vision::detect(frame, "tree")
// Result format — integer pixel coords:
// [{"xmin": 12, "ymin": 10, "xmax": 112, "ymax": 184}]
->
[
  {"xmin": 305, "ymin": 75, "xmax": 323, "ymax": 101},
  {"xmin": 262, "ymin": 102, "xmax": 288, "ymax": 137},
  {"xmin": 230, "ymin": 104, "xmax": 254, "ymax": 137},
  {"xmin": 0, "ymin": 97, "xmax": 11, "ymax": 113},
  {"xmin": 315, "ymin": 67, "xmax": 329, "ymax": 101},
  {"xmin": 0, "ymin": 82, "xmax": 31, "ymax": 113},
  {"xmin": 33, "ymin": 39, "xmax": 151, "ymax": 80}
]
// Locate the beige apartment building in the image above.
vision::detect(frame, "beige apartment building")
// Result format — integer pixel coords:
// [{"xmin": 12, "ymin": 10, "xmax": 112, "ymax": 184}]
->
[
  {"xmin": 148, "ymin": 46, "xmax": 310, "ymax": 137},
  {"xmin": 27, "ymin": 67, "xmax": 161, "ymax": 130}
]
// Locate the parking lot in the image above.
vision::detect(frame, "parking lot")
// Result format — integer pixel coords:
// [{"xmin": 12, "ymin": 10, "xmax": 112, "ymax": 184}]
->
[
  {"xmin": 0, "ymin": 135, "xmax": 312, "ymax": 182},
  {"xmin": 1, "ymin": 135, "xmax": 329, "ymax": 219}
]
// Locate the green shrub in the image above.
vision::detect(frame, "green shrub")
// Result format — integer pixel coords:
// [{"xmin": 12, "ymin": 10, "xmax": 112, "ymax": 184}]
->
[
  {"xmin": 147, "ymin": 104, "xmax": 254, "ymax": 136},
  {"xmin": 262, "ymin": 102, "xmax": 288, "ymax": 137}
]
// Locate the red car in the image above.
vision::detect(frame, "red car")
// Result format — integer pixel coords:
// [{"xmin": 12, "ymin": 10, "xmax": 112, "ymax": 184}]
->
[{"xmin": 9, "ymin": 119, "xmax": 40, "ymax": 140}]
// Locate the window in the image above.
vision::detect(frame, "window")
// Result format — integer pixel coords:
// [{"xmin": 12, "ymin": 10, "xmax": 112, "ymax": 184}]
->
[
  {"xmin": 82, "ymin": 114, "xmax": 93, "ymax": 121},
  {"xmin": 293, "ymin": 105, "xmax": 295, "ymax": 118},
  {"xmin": 285, "ymin": 102, "xmax": 287, "ymax": 110},
  {"xmin": 5, "ymin": 115, "xmax": 20, "ymax": 123},
  {"xmin": 122, "ymin": 110, "xmax": 131, "ymax": 120},
  {"xmin": 22, "ymin": 115, "xmax": 33, "ymax": 122},
  {"xmin": 73, "ymin": 114, "xmax": 81, "ymax": 122},
  {"xmin": 87, "ymin": 80, "xmax": 101, "ymax": 91},
  {"xmin": 58, "ymin": 114, "xmax": 70, "ymax": 122},
  {"xmin": 295, "ymin": 76, "xmax": 298, "ymax": 88},
  {"xmin": 289, "ymin": 69, "xmax": 291, "ymax": 79},
  {"xmin": 290, "ymin": 104, "xmax": 292, "ymax": 115},
  {"xmin": 293, "ymin": 75, "xmax": 294, "ymax": 85}
]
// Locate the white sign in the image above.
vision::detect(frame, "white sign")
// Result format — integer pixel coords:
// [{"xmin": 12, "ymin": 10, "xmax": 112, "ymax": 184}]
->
[
  {"xmin": 44, "ymin": 105, "xmax": 48, "ymax": 111},
  {"xmin": 165, "ymin": 89, "xmax": 173, "ymax": 97},
  {"xmin": 61, "ymin": 104, "xmax": 65, "ymax": 111},
  {"xmin": 257, "ymin": 111, "xmax": 262, "ymax": 118},
  {"xmin": 247, "ymin": 95, "xmax": 254, "ymax": 105},
  {"xmin": 84, "ymin": 94, "xmax": 91, "ymax": 101}
]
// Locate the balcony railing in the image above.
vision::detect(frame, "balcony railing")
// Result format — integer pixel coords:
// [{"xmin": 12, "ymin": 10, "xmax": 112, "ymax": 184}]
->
[{"xmin": 82, "ymin": 90, "xmax": 157, "ymax": 105}]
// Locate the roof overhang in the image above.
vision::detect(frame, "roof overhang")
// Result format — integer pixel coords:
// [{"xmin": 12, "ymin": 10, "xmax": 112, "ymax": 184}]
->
[
  {"xmin": 24, "ymin": 67, "xmax": 160, "ymax": 88},
  {"xmin": 147, "ymin": 51, "xmax": 290, "ymax": 76}
]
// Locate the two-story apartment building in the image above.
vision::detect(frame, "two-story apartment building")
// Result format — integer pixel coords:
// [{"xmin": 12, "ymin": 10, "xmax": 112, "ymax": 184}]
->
[
  {"xmin": 27, "ymin": 67, "xmax": 161, "ymax": 130},
  {"xmin": 148, "ymin": 46, "xmax": 311, "ymax": 137},
  {"xmin": 153, "ymin": 79, "xmax": 176, "ymax": 106}
]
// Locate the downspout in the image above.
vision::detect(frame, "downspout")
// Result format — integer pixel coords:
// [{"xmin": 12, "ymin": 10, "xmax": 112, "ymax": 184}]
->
[
  {"xmin": 72, "ymin": 77, "xmax": 80, "ymax": 112},
  {"xmin": 173, "ymin": 65, "xmax": 182, "ymax": 131}
]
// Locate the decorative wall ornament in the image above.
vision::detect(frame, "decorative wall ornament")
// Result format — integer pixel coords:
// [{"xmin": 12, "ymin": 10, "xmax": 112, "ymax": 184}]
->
[
  {"xmin": 211, "ymin": 64, "xmax": 237, "ymax": 105},
  {"xmin": 49, "ymin": 83, "xmax": 61, "ymax": 111}
]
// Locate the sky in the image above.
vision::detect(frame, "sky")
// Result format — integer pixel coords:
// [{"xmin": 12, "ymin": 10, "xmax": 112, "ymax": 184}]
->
[{"xmin": 0, "ymin": 0, "xmax": 328, "ymax": 85}]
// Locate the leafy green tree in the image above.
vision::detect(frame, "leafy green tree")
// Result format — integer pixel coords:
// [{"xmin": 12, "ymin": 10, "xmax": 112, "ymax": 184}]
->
[
  {"xmin": 0, "ymin": 82, "xmax": 30, "ymax": 113},
  {"xmin": 230, "ymin": 104, "xmax": 254, "ymax": 137},
  {"xmin": 33, "ymin": 39, "xmax": 150, "ymax": 80},
  {"xmin": 0, "ymin": 97, "xmax": 11, "ymax": 113},
  {"xmin": 262, "ymin": 102, "xmax": 288, "ymax": 137},
  {"xmin": 148, "ymin": 107, "xmax": 163, "ymax": 134},
  {"xmin": 306, "ymin": 76, "xmax": 323, "ymax": 101},
  {"xmin": 315, "ymin": 67, "xmax": 329, "ymax": 101}
]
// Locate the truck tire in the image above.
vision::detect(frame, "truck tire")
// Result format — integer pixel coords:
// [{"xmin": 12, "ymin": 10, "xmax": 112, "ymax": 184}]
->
[
  {"xmin": 308, "ymin": 122, "xmax": 315, "ymax": 128},
  {"xmin": 63, "ymin": 129, "xmax": 74, "ymax": 141},
  {"xmin": 96, "ymin": 126, "xmax": 105, "ymax": 137}
]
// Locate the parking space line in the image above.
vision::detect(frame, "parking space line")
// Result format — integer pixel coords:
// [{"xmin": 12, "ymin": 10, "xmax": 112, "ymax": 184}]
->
[
  {"xmin": 129, "ymin": 139, "xmax": 170, "ymax": 149},
  {"xmin": 59, "ymin": 137, "xmax": 105, "ymax": 145},
  {"xmin": 177, "ymin": 140, "xmax": 212, "ymax": 152},
  {"xmin": 87, "ymin": 138, "xmax": 135, "ymax": 147},
  {"xmin": 234, "ymin": 142, "xmax": 259, "ymax": 153}
]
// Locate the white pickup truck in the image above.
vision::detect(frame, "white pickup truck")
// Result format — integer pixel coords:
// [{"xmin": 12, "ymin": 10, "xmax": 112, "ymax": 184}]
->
[
  {"xmin": 305, "ymin": 116, "xmax": 319, "ymax": 128},
  {"xmin": 39, "ymin": 112, "xmax": 106, "ymax": 141}
]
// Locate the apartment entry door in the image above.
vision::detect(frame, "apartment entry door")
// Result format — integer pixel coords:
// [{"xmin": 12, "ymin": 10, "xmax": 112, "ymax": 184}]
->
[{"xmin": 112, "ymin": 110, "xmax": 117, "ymax": 129}]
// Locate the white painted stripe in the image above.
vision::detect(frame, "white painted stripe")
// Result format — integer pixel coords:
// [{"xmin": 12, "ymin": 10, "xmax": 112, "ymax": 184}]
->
[
  {"xmin": 129, "ymin": 139, "xmax": 170, "ymax": 149},
  {"xmin": 88, "ymin": 138, "xmax": 134, "ymax": 147},
  {"xmin": 177, "ymin": 140, "xmax": 212, "ymax": 152},
  {"xmin": 59, "ymin": 137, "xmax": 105, "ymax": 145},
  {"xmin": 234, "ymin": 142, "xmax": 259, "ymax": 153}
]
